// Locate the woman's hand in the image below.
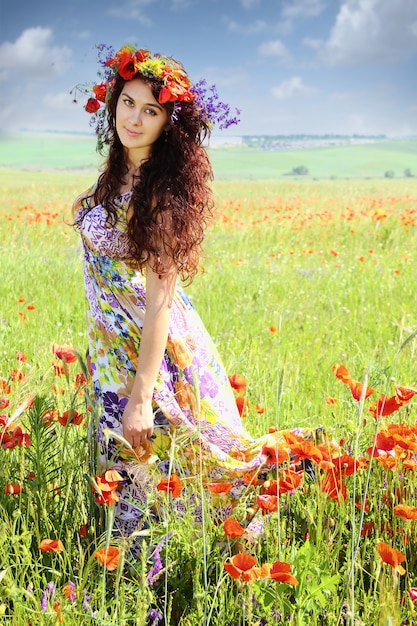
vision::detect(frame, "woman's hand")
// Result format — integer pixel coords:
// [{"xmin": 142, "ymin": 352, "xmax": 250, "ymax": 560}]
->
[{"xmin": 122, "ymin": 398, "xmax": 154, "ymax": 448}]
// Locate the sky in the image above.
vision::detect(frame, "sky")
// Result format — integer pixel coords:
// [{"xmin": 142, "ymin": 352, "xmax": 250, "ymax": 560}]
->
[{"xmin": 0, "ymin": 0, "xmax": 416, "ymax": 137}]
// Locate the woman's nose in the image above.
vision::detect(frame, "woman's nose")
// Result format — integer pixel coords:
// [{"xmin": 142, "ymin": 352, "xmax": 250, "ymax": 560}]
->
[{"xmin": 130, "ymin": 108, "xmax": 142, "ymax": 125}]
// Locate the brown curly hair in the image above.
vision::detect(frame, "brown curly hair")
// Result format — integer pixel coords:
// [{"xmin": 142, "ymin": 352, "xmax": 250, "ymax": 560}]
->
[{"xmin": 88, "ymin": 71, "xmax": 214, "ymax": 283}]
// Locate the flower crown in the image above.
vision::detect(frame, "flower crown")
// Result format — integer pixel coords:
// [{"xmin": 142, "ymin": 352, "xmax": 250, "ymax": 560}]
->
[{"xmin": 79, "ymin": 43, "xmax": 240, "ymax": 139}]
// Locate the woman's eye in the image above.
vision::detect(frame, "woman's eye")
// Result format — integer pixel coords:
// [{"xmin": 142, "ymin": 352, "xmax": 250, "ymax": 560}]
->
[
  {"xmin": 145, "ymin": 108, "xmax": 156, "ymax": 115},
  {"xmin": 123, "ymin": 99, "xmax": 134, "ymax": 107}
]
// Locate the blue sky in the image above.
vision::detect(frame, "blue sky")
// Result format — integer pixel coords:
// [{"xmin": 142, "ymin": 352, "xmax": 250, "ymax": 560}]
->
[{"xmin": 1, "ymin": 0, "xmax": 416, "ymax": 137}]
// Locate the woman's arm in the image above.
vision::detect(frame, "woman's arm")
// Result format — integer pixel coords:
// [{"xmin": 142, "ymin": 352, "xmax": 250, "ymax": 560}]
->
[{"xmin": 122, "ymin": 262, "xmax": 177, "ymax": 447}]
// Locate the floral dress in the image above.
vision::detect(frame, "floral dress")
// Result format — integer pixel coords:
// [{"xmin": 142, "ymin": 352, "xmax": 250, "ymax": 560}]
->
[{"xmin": 75, "ymin": 191, "xmax": 312, "ymax": 538}]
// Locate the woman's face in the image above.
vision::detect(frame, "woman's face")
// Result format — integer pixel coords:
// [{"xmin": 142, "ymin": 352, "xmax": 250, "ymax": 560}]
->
[{"xmin": 115, "ymin": 78, "xmax": 169, "ymax": 166}]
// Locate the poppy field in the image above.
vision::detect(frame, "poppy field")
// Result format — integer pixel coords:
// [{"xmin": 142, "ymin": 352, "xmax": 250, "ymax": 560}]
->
[{"xmin": 2, "ymin": 166, "xmax": 417, "ymax": 625}]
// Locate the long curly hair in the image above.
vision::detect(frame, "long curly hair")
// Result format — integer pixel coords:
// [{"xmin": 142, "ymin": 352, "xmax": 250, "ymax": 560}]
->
[{"xmin": 89, "ymin": 71, "xmax": 214, "ymax": 283}]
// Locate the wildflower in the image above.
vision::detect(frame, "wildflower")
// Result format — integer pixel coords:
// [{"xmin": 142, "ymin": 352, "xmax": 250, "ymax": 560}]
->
[
  {"xmin": 269, "ymin": 325, "xmax": 278, "ymax": 333},
  {"xmin": 0, "ymin": 398, "xmax": 9, "ymax": 409},
  {"xmin": 377, "ymin": 542, "xmax": 406, "ymax": 575},
  {"xmin": 147, "ymin": 532, "xmax": 173, "ymax": 585},
  {"xmin": 3, "ymin": 483, "xmax": 23, "ymax": 495},
  {"xmin": 52, "ymin": 343, "xmax": 77, "ymax": 363},
  {"xmin": 369, "ymin": 386, "xmax": 417, "ymax": 419},
  {"xmin": 93, "ymin": 468, "xmax": 123, "ymax": 505},
  {"xmin": 58, "ymin": 409, "xmax": 84, "ymax": 426},
  {"xmin": 236, "ymin": 396, "xmax": 250, "ymax": 417},
  {"xmin": 289, "ymin": 440, "xmax": 323, "ymax": 464},
  {"xmin": 320, "ymin": 473, "xmax": 347, "ymax": 502},
  {"xmin": 255, "ymin": 403, "xmax": 265, "ymax": 414},
  {"xmin": 40, "ymin": 582, "xmax": 56, "ymax": 611},
  {"xmin": 266, "ymin": 561, "xmax": 299, "ymax": 586},
  {"xmin": 62, "ymin": 581, "xmax": 76, "ymax": 602},
  {"xmin": 277, "ymin": 469, "xmax": 303, "ymax": 494},
  {"xmin": 228, "ymin": 373, "xmax": 247, "ymax": 394},
  {"xmin": 332, "ymin": 363, "xmax": 374, "ymax": 400},
  {"xmin": 224, "ymin": 517, "xmax": 245, "ymax": 538},
  {"xmin": 257, "ymin": 494, "xmax": 278, "ymax": 513},
  {"xmin": 16, "ymin": 351, "xmax": 27, "ymax": 362},
  {"xmin": 393, "ymin": 503, "xmax": 417, "ymax": 520},
  {"xmin": 94, "ymin": 546, "xmax": 120, "ymax": 571},
  {"xmin": 409, "ymin": 588, "xmax": 417, "ymax": 603},
  {"xmin": 0, "ymin": 379, "xmax": 11, "ymax": 394},
  {"xmin": 325, "ymin": 396, "xmax": 338, "ymax": 405},
  {"xmin": 156, "ymin": 474, "xmax": 182, "ymax": 497},
  {"xmin": 39, "ymin": 539, "xmax": 64, "ymax": 553},
  {"xmin": 147, "ymin": 608, "xmax": 163, "ymax": 625},
  {"xmin": 207, "ymin": 482, "xmax": 232, "ymax": 494},
  {"xmin": 224, "ymin": 553, "xmax": 261, "ymax": 582},
  {"xmin": 261, "ymin": 435, "xmax": 289, "ymax": 464},
  {"xmin": 1, "ymin": 426, "xmax": 32, "ymax": 449}
]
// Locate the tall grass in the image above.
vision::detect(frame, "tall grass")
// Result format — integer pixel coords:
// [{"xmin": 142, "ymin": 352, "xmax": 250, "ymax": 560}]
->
[{"xmin": 1, "ymin": 168, "xmax": 417, "ymax": 624}]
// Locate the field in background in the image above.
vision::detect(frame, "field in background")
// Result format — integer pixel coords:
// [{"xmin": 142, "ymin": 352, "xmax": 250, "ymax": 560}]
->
[
  {"xmin": 1, "ymin": 132, "xmax": 416, "ymax": 179},
  {"xmin": 2, "ymin": 155, "xmax": 417, "ymax": 623}
]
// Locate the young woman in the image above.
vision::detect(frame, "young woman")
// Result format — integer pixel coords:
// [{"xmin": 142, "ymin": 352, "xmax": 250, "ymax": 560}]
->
[{"xmin": 73, "ymin": 45, "xmax": 313, "ymax": 542}]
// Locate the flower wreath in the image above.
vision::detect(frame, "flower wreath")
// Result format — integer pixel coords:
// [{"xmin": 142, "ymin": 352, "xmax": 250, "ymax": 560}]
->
[{"xmin": 73, "ymin": 43, "xmax": 240, "ymax": 146}]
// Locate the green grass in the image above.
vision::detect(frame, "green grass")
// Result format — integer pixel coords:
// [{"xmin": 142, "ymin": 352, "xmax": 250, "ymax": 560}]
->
[
  {"xmin": 1, "ymin": 132, "xmax": 416, "ymax": 179},
  {"xmin": 1, "ymin": 168, "xmax": 417, "ymax": 624}
]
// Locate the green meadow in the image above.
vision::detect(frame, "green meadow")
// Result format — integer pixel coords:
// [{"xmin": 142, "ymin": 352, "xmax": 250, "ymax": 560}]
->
[{"xmin": 1, "ymin": 135, "xmax": 417, "ymax": 624}]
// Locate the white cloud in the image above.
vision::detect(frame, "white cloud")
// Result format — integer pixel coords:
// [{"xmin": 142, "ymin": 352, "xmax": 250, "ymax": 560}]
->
[
  {"xmin": 258, "ymin": 39, "xmax": 292, "ymax": 62},
  {"xmin": 223, "ymin": 17, "xmax": 268, "ymax": 34},
  {"xmin": 302, "ymin": 37, "xmax": 323, "ymax": 49},
  {"xmin": 277, "ymin": 0, "xmax": 327, "ymax": 32},
  {"xmin": 0, "ymin": 27, "xmax": 71, "ymax": 79},
  {"xmin": 272, "ymin": 76, "xmax": 318, "ymax": 100},
  {"xmin": 107, "ymin": 0, "xmax": 154, "ymax": 26},
  {"xmin": 322, "ymin": 0, "xmax": 417, "ymax": 65},
  {"xmin": 282, "ymin": 0, "xmax": 327, "ymax": 20}
]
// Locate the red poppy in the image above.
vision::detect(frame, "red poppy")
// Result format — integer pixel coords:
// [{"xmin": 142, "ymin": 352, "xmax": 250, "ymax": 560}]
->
[
  {"xmin": 289, "ymin": 440, "xmax": 323, "ymax": 464},
  {"xmin": 278, "ymin": 469, "xmax": 303, "ymax": 494},
  {"xmin": 0, "ymin": 379, "xmax": 11, "ymax": 394},
  {"xmin": 3, "ymin": 483, "xmax": 23, "ymax": 495},
  {"xmin": 94, "ymin": 546, "xmax": 120, "ymax": 571},
  {"xmin": 267, "ymin": 561, "xmax": 299, "ymax": 586},
  {"xmin": 16, "ymin": 351, "xmax": 27, "ymax": 362},
  {"xmin": 236, "ymin": 396, "xmax": 250, "ymax": 417},
  {"xmin": 1, "ymin": 426, "xmax": 31, "ymax": 449},
  {"xmin": 0, "ymin": 398, "xmax": 10, "ymax": 409},
  {"xmin": 224, "ymin": 517, "xmax": 245, "ymax": 538},
  {"xmin": 58, "ymin": 409, "xmax": 84, "ymax": 426},
  {"xmin": 257, "ymin": 494, "xmax": 279, "ymax": 513},
  {"xmin": 332, "ymin": 364, "xmax": 374, "ymax": 400},
  {"xmin": 39, "ymin": 538, "xmax": 64, "ymax": 552},
  {"xmin": 85, "ymin": 97, "xmax": 100, "ymax": 113},
  {"xmin": 156, "ymin": 474, "xmax": 182, "ymax": 498},
  {"xmin": 255, "ymin": 404, "xmax": 266, "ymax": 414},
  {"xmin": 320, "ymin": 473, "xmax": 347, "ymax": 502},
  {"xmin": 224, "ymin": 553, "xmax": 260, "ymax": 582},
  {"xmin": 207, "ymin": 482, "xmax": 232, "ymax": 494},
  {"xmin": 228, "ymin": 373, "xmax": 247, "ymax": 394},
  {"xmin": 393, "ymin": 503, "xmax": 417, "ymax": 521},
  {"xmin": 377, "ymin": 542, "xmax": 406, "ymax": 575},
  {"xmin": 261, "ymin": 435, "xmax": 289, "ymax": 464},
  {"xmin": 93, "ymin": 469, "xmax": 123, "ymax": 505},
  {"xmin": 331, "ymin": 454, "xmax": 367, "ymax": 476},
  {"xmin": 92, "ymin": 82, "xmax": 107, "ymax": 102},
  {"xmin": 52, "ymin": 343, "xmax": 77, "ymax": 364}
]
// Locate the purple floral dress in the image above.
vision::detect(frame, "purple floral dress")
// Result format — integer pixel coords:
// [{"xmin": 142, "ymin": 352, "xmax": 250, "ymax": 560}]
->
[{"xmin": 75, "ymin": 190, "xmax": 311, "ymax": 538}]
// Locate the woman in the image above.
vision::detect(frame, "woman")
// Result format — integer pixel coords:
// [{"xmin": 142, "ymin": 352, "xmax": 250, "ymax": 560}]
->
[{"xmin": 73, "ymin": 45, "xmax": 312, "ymax": 541}]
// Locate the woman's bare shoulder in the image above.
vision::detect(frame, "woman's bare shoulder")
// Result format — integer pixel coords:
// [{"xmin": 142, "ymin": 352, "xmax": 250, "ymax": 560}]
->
[{"xmin": 71, "ymin": 184, "xmax": 96, "ymax": 219}]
